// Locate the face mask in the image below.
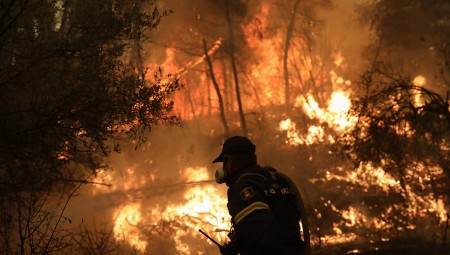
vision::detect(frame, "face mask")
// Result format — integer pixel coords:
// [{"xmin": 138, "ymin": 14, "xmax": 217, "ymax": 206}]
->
[{"xmin": 215, "ymin": 167, "xmax": 227, "ymax": 184}]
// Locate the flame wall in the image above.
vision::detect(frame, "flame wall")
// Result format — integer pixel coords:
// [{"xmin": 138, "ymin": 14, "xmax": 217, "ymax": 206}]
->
[{"xmin": 65, "ymin": 0, "xmax": 449, "ymax": 254}]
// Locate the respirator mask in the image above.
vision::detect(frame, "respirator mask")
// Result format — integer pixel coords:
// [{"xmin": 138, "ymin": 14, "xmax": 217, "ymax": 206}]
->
[{"xmin": 214, "ymin": 167, "xmax": 227, "ymax": 184}]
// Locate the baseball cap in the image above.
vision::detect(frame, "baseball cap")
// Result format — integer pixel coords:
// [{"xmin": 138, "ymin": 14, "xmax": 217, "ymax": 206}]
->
[{"xmin": 212, "ymin": 136, "xmax": 256, "ymax": 163}]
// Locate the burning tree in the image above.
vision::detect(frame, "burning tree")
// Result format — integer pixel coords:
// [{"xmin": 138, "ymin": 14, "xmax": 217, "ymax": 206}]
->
[
  {"xmin": 319, "ymin": 0, "xmax": 450, "ymax": 252},
  {"xmin": 72, "ymin": 0, "xmax": 449, "ymax": 254},
  {"xmin": 329, "ymin": 67, "xmax": 450, "ymax": 252},
  {"xmin": 2, "ymin": 0, "xmax": 446, "ymax": 254},
  {"xmin": 339, "ymin": 68, "xmax": 450, "ymax": 177}
]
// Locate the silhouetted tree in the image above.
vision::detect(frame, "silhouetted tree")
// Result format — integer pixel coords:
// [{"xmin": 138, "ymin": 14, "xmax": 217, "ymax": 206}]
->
[
  {"xmin": 329, "ymin": 2, "xmax": 450, "ymax": 248},
  {"xmin": 283, "ymin": 0, "xmax": 301, "ymax": 113},
  {"xmin": 338, "ymin": 66, "xmax": 449, "ymax": 186},
  {"xmin": 358, "ymin": 0, "xmax": 450, "ymax": 87},
  {"xmin": 0, "ymin": 0, "xmax": 180, "ymax": 253},
  {"xmin": 203, "ymin": 38, "xmax": 230, "ymax": 137},
  {"xmin": 348, "ymin": 0, "xmax": 450, "ymax": 186},
  {"xmin": 334, "ymin": 65, "xmax": 450, "ymax": 249}
]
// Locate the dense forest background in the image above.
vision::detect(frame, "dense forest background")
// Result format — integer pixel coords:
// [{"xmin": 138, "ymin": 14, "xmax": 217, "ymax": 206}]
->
[{"xmin": 0, "ymin": 0, "xmax": 449, "ymax": 254}]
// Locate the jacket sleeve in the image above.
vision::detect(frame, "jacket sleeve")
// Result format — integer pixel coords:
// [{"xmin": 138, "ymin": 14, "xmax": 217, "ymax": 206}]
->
[{"xmin": 227, "ymin": 174, "xmax": 284, "ymax": 254}]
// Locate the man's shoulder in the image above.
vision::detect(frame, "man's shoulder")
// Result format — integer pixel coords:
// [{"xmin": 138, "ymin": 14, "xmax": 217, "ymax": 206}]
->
[
  {"xmin": 234, "ymin": 165, "xmax": 269, "ymax": 184},
  {"xmin": 261, "ymin": 166, "xmax": 294, "ymax": 183}
]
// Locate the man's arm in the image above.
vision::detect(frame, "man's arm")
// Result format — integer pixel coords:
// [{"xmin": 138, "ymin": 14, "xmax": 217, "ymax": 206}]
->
[{"xmin": 227, "ymin": 176, "xmax": 284, "ymax": 254}]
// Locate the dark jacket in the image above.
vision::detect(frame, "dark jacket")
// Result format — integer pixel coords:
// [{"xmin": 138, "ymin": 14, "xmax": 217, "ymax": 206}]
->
[{"xmin": 226, "ymin": 165, "xmax": 304, "ymax": 255}]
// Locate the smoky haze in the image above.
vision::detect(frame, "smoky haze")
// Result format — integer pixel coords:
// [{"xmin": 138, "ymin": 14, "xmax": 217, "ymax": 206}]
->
[
  {"xmin": 70, "ymin": 0, "xmax": 359, "ymax": 246},
  {"xmin": 65, "ymin": 0, "xmax": 449, "ymax": 254}
]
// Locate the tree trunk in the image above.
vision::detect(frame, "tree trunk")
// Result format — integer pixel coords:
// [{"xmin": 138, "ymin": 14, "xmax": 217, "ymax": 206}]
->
[
  {"xmin": 245, "ymin": 73, "xmax": 266, "ymax": 123},
  {"xmin": 186, "ymin": 85, "xmax": 197, "ymax": 121},
  {"xmin": 132, "ymin": 0, "xmax": 144, "ymax": 80},
  {"xmin": 225, "ymin": 0, "xmax": 247, "ymax": 136},
  {"xmin": 284, "ymin": 0, "xmax": 301, "ymax": 114},
  {"xmin": 203, "ymin": 38, "xmax": 230, "ymax": 137},
  {"xmin": 205, "ymin": 62, "xmax": 212, "ymax": 116},
  {"xmin": 220, "ymin": 48, "xmax": 232, "ymax": 113}
]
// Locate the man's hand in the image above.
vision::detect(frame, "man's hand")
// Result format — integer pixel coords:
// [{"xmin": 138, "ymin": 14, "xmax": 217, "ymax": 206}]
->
[{"xmin": 219, "ymin": 242, "xmax": 238, "ymax": 255}]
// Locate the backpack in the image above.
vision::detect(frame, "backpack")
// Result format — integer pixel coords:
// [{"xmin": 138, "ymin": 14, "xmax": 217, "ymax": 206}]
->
[{"xmin": 262, "ymin": 166, "xmax": 311, "ymax": 255}]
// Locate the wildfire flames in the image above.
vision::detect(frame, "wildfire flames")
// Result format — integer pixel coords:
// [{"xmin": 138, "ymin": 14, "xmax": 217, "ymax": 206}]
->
[
  {"xmin": 280, "ymin": 78, "xmax": 447, "ymax": 248},
  {"xmin": 87, "ymin": 2, "xmax": 448, "ymax": 254},
  {"xmin": 114, "ymin": 203, "xmax": 148, "ymax": 252},
  {"xmin": 97, "ymin": 167, "xmax": 230, "ymax": 254},
  {"xmin": 277, "ymin": 55, "xmax": 448, "ymax": 246},
  {"xmin": 279, "ymin": 53, "xmax": 356, "ymax": 146}
]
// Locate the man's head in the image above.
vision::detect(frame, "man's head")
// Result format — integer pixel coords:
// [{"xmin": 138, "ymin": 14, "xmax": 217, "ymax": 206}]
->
[
  {"xmin": 213, "ymin": 136, "xmax": 257, "ymax": 184},
  {"xmin": 212, "ymin": 136, "xmax": 256, "ymax": 163}
]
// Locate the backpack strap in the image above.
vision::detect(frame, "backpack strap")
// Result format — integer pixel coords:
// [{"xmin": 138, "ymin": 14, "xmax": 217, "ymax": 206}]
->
[
  {"xmin": 275, "ymin": 171, "xmax": 311, "ymax": 255},
  {"xmin": 262, "ymin": 166, "xmax": 278, "ymax": 181},
  {"xmin": 234, "ymin": 172, "xmax": 267, "ymax": 185}
]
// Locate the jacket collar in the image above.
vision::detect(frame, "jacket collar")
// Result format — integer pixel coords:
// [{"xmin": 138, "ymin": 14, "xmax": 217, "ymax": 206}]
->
[{"xmin": 226, "ymin": 164, "xmax": 260, "ymax": 187}]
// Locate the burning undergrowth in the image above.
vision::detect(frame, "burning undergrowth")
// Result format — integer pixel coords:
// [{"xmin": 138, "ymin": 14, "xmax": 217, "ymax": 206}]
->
[
  {"xmin": 76, "ymin": 68, "xmax": 448, "ymax": 254},
  {"xmin": 76, "ymin": 132, "xmax": 233, "ymax": 254},
  {"xmin": 67, "ymin": 1, "xmax": 449, "ymax": 254},
  {"xmin": 108, "ymin": 167, "xmax": 229, "ymax": 254}
]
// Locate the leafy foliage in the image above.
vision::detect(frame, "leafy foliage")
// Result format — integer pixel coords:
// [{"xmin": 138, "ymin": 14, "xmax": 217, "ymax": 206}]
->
[
  {"xmin": 0, "ymin": 0, "xmax": 180, "ymax": 192},
  {"xmin": 0, "ymin": 0, "xmax": 180, "ymax": 253}
]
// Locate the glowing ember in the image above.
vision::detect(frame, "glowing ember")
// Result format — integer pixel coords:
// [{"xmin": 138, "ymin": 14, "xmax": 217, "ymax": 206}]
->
[
  {"xmin": 324, "ymin": 163, "xmax": 401, "ymax": 194},
  {"xmin": 341, "ymin": 206, "xmax": 367, "ymax": 227},
  {"xmin": 320, "ymin": 161, "xmax": 449, "ymax": 237},
  {"xmin": 320, "ymin": 233, "xmax": 358, "ymax": 246},
  {"xmin": 412, "ymin": 75, "xmax": 426, "ymax": 86}
]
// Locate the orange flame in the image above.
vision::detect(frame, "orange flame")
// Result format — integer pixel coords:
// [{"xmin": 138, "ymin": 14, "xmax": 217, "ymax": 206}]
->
[
  {"xmin": 113, "ymin": 203, "xmax": 148, "ymax": 252},
  {"xmin": 412, "ymin": 75, "xmax": 426, "ymax": 107},
  {"xmin": 321, "ymin": 162, "xmax": 449, "ymax": 234},
  {"xmin": 107, "ymin": 167, "xmax": 230, "ymax": 254},
  {"xmin": 280, "ymin": 88, "xmax": 356, "ymax": 145}
]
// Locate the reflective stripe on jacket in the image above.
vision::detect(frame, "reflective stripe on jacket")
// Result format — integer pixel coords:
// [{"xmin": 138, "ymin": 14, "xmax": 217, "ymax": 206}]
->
[{"xmin": 226, "ymin": 165, "xmax": 305, "ymax": 255}]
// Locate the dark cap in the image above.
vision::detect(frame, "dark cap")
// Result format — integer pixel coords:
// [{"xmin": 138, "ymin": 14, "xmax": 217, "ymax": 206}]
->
[{"xmin": 212, "ymin": 136, "xmax": 256, "ymax": 163}]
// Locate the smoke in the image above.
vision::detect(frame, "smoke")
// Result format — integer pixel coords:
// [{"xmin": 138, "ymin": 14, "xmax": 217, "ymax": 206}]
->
[
  {"xmin": 67, "ymin": 0, "xmax": 366, "ymax": 243},
  {"xmin": 65, "ymin": 1, "xmax": 448, "ymax": 254},
  {"xmin": 318, "ymin": 0, "xmax": 371, "ymax": 77}
]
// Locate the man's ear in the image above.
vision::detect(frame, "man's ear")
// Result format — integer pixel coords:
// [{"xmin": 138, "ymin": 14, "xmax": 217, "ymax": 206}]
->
[
  {"xmin": 225, "ymin": 155, "xmax": 237, "ymax": 173},
  {"xmin": 223, "ymin": 155, "xmax": 230, "ymax": 166}
]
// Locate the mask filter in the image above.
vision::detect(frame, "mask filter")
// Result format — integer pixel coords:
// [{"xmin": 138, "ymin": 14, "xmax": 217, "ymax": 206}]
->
[{"xmin": 215, "ymin": 167, "xmax": 227, "ymax": 184}]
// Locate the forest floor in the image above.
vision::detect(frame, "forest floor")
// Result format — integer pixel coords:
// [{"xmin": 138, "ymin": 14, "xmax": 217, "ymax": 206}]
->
[{"xmin": 313, "ymin": 237, "xmax": 449, "ymax": 255}]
